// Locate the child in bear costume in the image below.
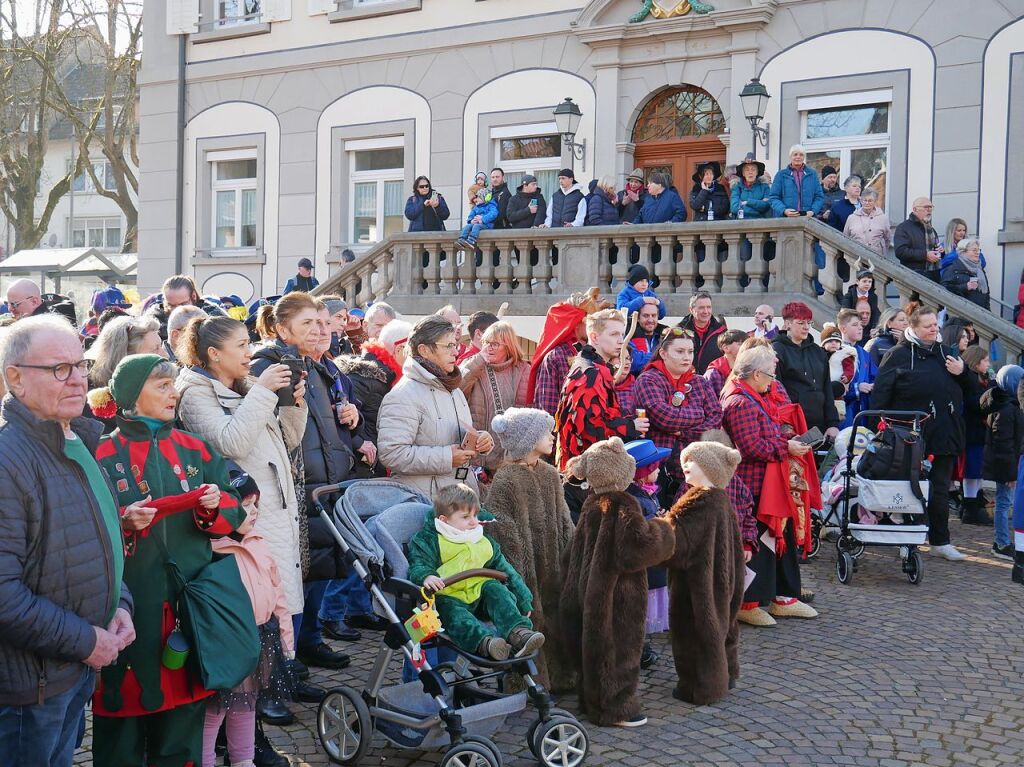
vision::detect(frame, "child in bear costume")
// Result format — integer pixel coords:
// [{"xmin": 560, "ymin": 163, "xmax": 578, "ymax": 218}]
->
[
  {"xmin": 664, "ymin": 432, "xmax": 746, "ymax": 706},
  {"xmin": 560, "ymin": 437, "xmax": 676, "ymax": 727}
]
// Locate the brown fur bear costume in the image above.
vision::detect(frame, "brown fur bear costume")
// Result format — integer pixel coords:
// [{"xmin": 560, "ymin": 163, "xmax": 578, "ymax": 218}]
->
[
  {"xmin": 560, "ymin": 437, "xmax": 675, "ymax": 726},
  {"xmin": 664, "ymin": 433, "xmax": 746, "ymax": 705}
]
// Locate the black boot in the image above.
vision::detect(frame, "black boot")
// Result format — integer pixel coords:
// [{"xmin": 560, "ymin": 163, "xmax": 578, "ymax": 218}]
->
[
  {"xmin": 961, "ymin": 497, "xmax": 984, "ymax": 525},
  {"xmin": 1013, "ymin": 551, "xmax": 1024, "ymax": 585},
  {"xmin": 254, "ymin": 720, "xmax": 289, "ymax": 767},
  {"xmin": 639, "ymin": 640, "xmax": 658, "ymax": 669}
]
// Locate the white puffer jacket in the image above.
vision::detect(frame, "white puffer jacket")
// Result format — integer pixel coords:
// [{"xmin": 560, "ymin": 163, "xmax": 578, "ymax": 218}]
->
[
  {"xmin": 175, "ymin": 367, "xmax": 307, "ymax": 614},
  {"xmin": 377, "ymin": 357, "xmax": 479, "ymax": 497}
]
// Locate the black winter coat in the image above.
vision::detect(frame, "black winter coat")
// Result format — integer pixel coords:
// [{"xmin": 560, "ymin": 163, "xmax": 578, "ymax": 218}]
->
[
  {"xmin": 678, "ymin": 314, "xmax": 727, "ymax": 375},
  {"xmin": 867, "ymin": 331, "xmax": 898, "ymax": 369},
  {"xmin": 871, "ymin": 338, "xmax": 968, "ymax": 456},
  {"xmin": 941, "ymin": 258, "xmax": 991, "ymax": 309},
  {"xmin": 772, "ymin": 332, "xmax": 840, "ymax": 432},
  {"xmin": 979, "ymin": 387, "xmax": 1024, "ymax": 483},
  {"xmin": 490, "ymin": 183, "xmax": 513, "ymax": 229},
  {"xmin": 839, "ymin": 287, "xmax": 880, "ymax": 331},
  {"xmin": 688, "ymin": 183, "xmax": 732, "ymax": 221},
  {"xmin": 585, "ymin": 181, "xmax": 620, "ymax": 226},
  {"xmin": 893, "ymin": 214, "xmax": 938, "ymax": 275},
  {"xmin": 617, "ymin": 188, "xmax": 647, "ymax": 223},
  {"xmin": 0, "ymin": 397, "xmax": 132, "ymax": 705},
  {"xmin": 962, "ymin": 372, "xmax": 991, "ymax": 448},
  {"xmin": 334, "ymin": 350, "xmax": 397, "ymax": 445},
  {"xmin": 507, "ymin": 189, "xmax": 547, "ymax": 228}
]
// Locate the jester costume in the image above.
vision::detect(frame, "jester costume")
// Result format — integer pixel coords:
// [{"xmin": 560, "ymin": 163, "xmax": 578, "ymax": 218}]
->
[
  {"xmin": 406, "ymin": 510, "xmax": 533, "ymax": 652},
  {"xmin": 554, "ymin": 345, "xmax": 643, "ymax": 471},
  {"xmin": 93, "ymin": 415, "xmax": 244, "ymax": 767}
]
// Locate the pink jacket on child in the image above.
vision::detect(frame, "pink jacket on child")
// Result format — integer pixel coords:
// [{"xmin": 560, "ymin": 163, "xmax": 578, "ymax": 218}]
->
[{"xmin": 213, "ymin": 532, "xmax": 295, "ymax": 654}]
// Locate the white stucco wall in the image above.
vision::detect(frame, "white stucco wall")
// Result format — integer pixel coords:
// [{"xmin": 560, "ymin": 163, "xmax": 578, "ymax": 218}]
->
[
  {"xmin": 978, "ymin": 18, "xmax": 1024, "ymax": 303},
  {"xmin": 183, "ymin": 101, "xmax": 281, "ymax": 294},
  {"xmin": 759, "ymin": 30, "xmax": 935, "ymax": 204},
  {"xmin": 313, "ymin": 86, "xmax": 431, "ymax": 266}
]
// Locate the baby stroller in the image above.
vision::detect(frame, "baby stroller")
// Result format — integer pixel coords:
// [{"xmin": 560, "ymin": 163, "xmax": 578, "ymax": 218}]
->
[
  {"xmin": 310, "ymin": 479, "xmax": 589, "ymax": 767},
  {"xmin": 831, "ymin": 410, "xmax": 931, "ymax": 586}
]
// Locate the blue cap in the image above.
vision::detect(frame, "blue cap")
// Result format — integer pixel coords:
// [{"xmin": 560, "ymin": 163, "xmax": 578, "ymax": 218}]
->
[
  {"xmin": 91, "ymin": 286, "xmax": 130, "ymax": 313},
  {"xmin": 349, "ymin": 308, "xmax": 365, "ymax": 318},
  {"xmin": 624, "ymin": 439, "xmax": 672, "ymax": 470}
]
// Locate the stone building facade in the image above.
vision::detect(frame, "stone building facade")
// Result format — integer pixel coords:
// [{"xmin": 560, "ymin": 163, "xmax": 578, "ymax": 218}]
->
[{"xmin": 138, "ymin": 0, "xmax": 1024, "ymax": 306}]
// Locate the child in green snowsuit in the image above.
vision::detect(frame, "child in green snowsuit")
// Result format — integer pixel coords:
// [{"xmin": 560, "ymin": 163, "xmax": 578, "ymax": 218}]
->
[{"xmin": 408, "ymin": 483, "xmax": 545, "ymax": 660}]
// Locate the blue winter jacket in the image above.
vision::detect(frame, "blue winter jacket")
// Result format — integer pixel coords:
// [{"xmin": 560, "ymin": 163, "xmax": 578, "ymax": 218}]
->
[
  {"xmin": 616, "ymin": 284, "xmax": 667, "ymax": 319},
  {"xmin": 769, "ymin": 165, "xmax": 825, "ymax": 217},
  {"xmin": 634, "ymin": 187, "xmax": 687, "ymax": 224},
  {"xmin": 405, "ymin": 193, "xmax": 450, "ymax": 232},
  {"xmin": 585, "ymin": 181, "xmax": 620, "ymax": 226},
  {"xmin": 730, "ymin": 180, "xmax": 772, "ymax": 219},
  {"xmin": 939, "ymin": 249, "xmax": 987, "ymax": 277},
  {"xmin": 841, "ymin": 343, "xmax": 876, "ymax": 429},
  {"xmin": 464, "ymin": 199, "xmax": 499, "ymax": 229}
]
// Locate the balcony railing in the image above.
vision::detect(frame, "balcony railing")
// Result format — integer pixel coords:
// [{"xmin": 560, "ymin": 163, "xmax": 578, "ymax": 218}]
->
[{"xmin": 315, "ymin": 218, "xmax": 1024, "ymax": 362}]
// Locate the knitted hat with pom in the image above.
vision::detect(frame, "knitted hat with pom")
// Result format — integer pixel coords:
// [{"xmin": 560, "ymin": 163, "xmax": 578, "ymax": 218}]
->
[
  {"xmin": 679, "ymin": 429, "xmax": 741, "ymax": 489},
  {"xmin": 565, "ymin": 436, "xmax": 636, "ymax": 494},
  {"xmin": 491, "ymin": 407, "xmax": 554, "ymax": 461}
]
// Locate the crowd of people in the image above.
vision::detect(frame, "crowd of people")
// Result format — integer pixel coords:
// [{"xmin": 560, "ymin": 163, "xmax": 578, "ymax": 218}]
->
[{"xmin": 2, "ymin": 240, "xmax": 1022, "ymax": 766}]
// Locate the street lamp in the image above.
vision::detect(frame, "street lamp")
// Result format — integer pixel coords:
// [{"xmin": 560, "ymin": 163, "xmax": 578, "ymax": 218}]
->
[
  {"xmin": 739, "ymin": 77, "xmax": 771, "ymax": 159},
  {"xmin": 553, "ymin": 97, "xmax": 587, "ymax": 173}
]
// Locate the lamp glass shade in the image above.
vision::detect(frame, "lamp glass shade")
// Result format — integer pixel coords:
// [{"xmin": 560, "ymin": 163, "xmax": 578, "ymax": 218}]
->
[
  {"xmin": 739, "ymin": 78, "xmax": 770, "ymax": 122},
  {"xmin": 553, "ymin": 97, "xmax": 583, "ymax": 137}
]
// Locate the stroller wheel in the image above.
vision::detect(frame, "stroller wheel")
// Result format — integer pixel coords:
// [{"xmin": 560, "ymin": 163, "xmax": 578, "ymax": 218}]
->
[
  {"xmin": 317, "ymin": 686, "xmax": 372, "ymax": 765},
  {"xmin": 440, "ymin": 742, "xmax": 501, "ymax": 767},
  {"xmin": 808, "ymin": 517, "xmax": 822, "ymax": 559},
  {"xmin": 905, "ymin": 550, "xmax": 925, "ymax": 585},
  {"xmin": 533, "ymin": 715, "xmax": 589, "ymax": 767},
  {"xmin": 461, "ymin": 735, "xmax": 503, "ymax": 767},
  {"xmin": 527, "ymin": 708, "xmax": 574, "ymax": 758},
  {"xmin": 837, "ymin": 551, "xmax": 854, "ymax": 585}
]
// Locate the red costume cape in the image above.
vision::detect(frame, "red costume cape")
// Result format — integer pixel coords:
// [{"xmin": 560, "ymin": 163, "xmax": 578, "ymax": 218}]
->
[{"xmin": 526, "ymin": 302, "xmax": 587, "ymax": 403}]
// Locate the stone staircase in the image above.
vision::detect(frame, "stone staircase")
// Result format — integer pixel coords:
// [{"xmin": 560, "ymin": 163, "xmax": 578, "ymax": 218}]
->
[{"xmin": 315, "ymin": 218, "xmax": 1024, "ymax": 361}]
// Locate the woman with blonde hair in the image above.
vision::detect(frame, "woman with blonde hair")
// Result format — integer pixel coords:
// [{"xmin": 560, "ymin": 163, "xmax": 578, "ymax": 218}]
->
[
  {"xmin": 585, "ymin": 175, "xmax": 620, "ymax": 226},
  {"xmin": 459, "ymin": 320, "xmax": 531, "ymax": 474}
]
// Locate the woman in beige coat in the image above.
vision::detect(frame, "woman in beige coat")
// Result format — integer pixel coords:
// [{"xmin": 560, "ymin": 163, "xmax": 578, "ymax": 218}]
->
[
  {"xmin": 378, "ymin": 315, "xmax": 494, "ymax": 497},
  {"xmin": 174, "ymin": 315, "xmax": 308, "ymax": 615},
  {"xmin": 843, "ymin": 188, "xmax": 892, "ymax": 255},
  {"xmin": 459, "ymin": 321, "xmax": 530, "ymax": 475}
]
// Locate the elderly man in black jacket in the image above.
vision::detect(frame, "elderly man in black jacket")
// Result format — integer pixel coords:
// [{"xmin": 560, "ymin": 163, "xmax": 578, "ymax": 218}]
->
[
  {"xmin": 0, "ymin": 315, "xmax": 134, "ymax": 767},
  {"xmin": 894, "ymin": 198, "xmax": 943, "ymax": 281},
  {"xmin": 872, "ymin": 307, "xmax": 969, "ymax": 561},
  {"xmin": 771, "ymin": 301, "xmax": 840, "ymax": 441}
]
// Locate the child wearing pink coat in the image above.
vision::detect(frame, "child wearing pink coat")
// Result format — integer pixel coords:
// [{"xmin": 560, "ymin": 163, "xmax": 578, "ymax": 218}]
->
[{"xmin": 203, "ymin": 475, "xmax": 294, "ymax": 767}]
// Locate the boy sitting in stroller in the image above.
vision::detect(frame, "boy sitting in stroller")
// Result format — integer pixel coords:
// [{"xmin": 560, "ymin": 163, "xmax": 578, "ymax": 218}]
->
[{"xmin": 408, "ymin": 483, "xmax": 545, "ymax": 661}]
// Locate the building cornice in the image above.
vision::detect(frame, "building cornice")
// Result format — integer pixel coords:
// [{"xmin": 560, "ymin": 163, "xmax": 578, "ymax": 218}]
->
[{"xmin": 572, "ymin": 1, "xmax": 777, "ymax": 47}]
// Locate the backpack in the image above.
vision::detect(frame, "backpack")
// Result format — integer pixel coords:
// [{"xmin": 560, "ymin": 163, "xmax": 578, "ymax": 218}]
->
[
  {"xmin": 856, "ymin": 422, "xmax": 927, "ymax": 503},
  {"xmin": 40, "ymin": 292, "xmax": 77, "ymax": 324}
]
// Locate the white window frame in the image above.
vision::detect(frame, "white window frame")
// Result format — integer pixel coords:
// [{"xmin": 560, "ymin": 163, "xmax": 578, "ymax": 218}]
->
[
  {"xmin": 209, "ymin": 149, "xmax": 259, "ymax": 253},
  {"xmin": 69, "ymin": 159, "xmax": 116, "ymax": 194},
  {"xmin": 347, "ymin": 145, "xmax": 404, "ymax": 246},
  {"xmin": 70, "ymin": 217, "xmax": 122, "ymax": 251},
  {"xmin": 216, "ymin": 0, "xmax": 262, "ymax": 27},
  {"xmin": 799, "ymin": 91, "xmax": 891, "ymax": 191}
]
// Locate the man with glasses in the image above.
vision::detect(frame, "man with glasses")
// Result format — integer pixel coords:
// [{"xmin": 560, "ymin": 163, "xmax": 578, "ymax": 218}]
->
[
  {"xmin": 0, "ymin": 315, "xmax": 134, "ymax": 766},
  {"xmin": 4, "ymin": 278, "xmax": 46, "ymax": 320},
  {"xmin": 894, "ymin": 197, "xmax": 943, "ymax": 282},
  {"xmin": 772, "ymin": 301, "xmax": 840, "ymax": 442}
]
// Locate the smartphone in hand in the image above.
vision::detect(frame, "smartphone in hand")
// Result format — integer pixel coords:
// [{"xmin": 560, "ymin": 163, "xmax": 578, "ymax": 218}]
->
[{"xmin": 796, "ymin": 427, "xmax": 825, "ymax": 446}]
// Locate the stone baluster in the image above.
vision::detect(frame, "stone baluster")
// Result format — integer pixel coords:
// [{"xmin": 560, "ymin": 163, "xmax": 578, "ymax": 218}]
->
[
  {"xmin": 720, "ymin": 233, "xmax": 744, "ymax": 292},
  {"xmin": 498, "ymin": 239, "xmax": 516, "ymax": 295},
  {"xmin": 512, "ymin": 239, "xmax": 530, "ymax": 295},
  {"xmin": 423, "ymin": 244, "xmax": 441, "ymax": 295},
  {"xmin": 653, "ymin": 234, "xmax": 677, "ymax": 292},
  {"xmin": 676, "ymin": 234, "xmax": 698, "ymax": 294},
  {"xmin": 479, "ymin": 242, "xmax": 496, "ymax": 295},
  {"xmin": 603, "ymin": 237, "xmax": 623, "ymax": 290},
  {"xmin": 696, "ymin": 233, "xmax": 719, "ymax": 290},
  {"xmin": 873, "ymin": 271, "xmax": 893, "ymax": 311},
  {"xmin": 439, "ymin": 243, "xmax": 456, "ymax": 294},
  {"xmin": 537, "ymin": 238, "xmax": 554, "ymax": 294},
  {"xmin": 747, "ymin": 232, "xmax": 769, "ymax": 293},
  {"xmin": 611, "ymin": 237, "xmax": 631, "ymax": 288},
  {"xmin": 817, "ymin": 240, "xmax": 844, "ymax": 304}
]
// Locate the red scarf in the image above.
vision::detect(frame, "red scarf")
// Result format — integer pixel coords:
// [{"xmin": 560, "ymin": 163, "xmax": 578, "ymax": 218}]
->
[
  {"xmin": 361, "ymin": 340, "xmax": 403, "ymax": 384},
  {"xmin": 650, "ymin": 359, "xmax": 695, "ymax": 391},
  {"xmin": 732, "ymin": 377, "xmax": 780, "ymax": 423},
  {"xmin": 707, "ymin": 355, "xmax": 731, "ymax": 379}
]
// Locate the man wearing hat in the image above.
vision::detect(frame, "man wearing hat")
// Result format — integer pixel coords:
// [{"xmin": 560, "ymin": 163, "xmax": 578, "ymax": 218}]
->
[
  {"xmin": 543, "ymin": 168, "xmax": 586, "ymax": 228},
  {"xmin": 507, "ymin": 174, "xmax": 548, "ymax": 229},
  {"xmin": 283, "ymin": 258, "xmax": 320, "ymax": 295},
  {"xmin": 617, "ymin": 169, "xmax": 647, "ymax": 223},
  {"xmin": 818, "ymin": 165, "xmax": 844, "ymax": 220}
]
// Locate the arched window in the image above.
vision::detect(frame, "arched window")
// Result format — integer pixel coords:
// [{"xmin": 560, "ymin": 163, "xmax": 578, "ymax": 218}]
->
[{"xmin": 632, "ymin": 86, "xmax": 726, "ymax": 143}]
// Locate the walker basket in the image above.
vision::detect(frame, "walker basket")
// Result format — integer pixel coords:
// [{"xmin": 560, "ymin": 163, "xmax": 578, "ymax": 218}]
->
[
  {"xmin": 854, "ymin": 478, "xmax": 929, "ymax": 516},
  {"xmin": 375, "ymin": 681, "xmax": 527, "ymax": 749}
]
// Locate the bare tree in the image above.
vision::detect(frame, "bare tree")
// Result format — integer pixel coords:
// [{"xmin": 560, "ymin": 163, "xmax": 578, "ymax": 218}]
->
[{"xmin": 0, "ymin": 0, "xmax": 85, "ymax": 252}]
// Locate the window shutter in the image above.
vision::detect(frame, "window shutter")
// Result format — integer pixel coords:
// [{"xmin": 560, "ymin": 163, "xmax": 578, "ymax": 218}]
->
[
  {"xmin": 308, "ymin": 0, "xmax": 335, "ymax": 14},
  {"xmin": 165, "ymin": 0, "xmax": 200, "ymax": 34},
  {"xmin": 262, "ymin": 0, "xmax": 293, "ymax": 21}
]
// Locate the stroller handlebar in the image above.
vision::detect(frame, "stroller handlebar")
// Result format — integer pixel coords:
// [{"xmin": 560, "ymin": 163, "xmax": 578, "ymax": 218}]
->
[{"xmin": 440, "ymin": 568, "xmax": 509, "ymax": 588}]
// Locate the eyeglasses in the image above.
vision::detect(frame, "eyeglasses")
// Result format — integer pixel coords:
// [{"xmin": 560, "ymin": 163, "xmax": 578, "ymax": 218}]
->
[
  {"xmin": 7, "ymin": 297, "xmax": 34, "ymax": 310},
  {"xmin": 756, "ymin": 369, "xmax": 776, "ymax": 380},
  {"xmin": 417, "ymin": 184, "xmax": 430, "ymax": 189},
  {"xmin": 15, "ymin": 358, "xmax": 93, "ymax": 382},
  {"xmin": 434, "ymin": 342, "xmax": 458, "ymax": 351}
]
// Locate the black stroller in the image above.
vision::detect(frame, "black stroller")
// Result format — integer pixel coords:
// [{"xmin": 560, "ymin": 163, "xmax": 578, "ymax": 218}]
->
[
  {"xmin": 831, "ymin": 410, "xmax": 931, "ymax": 586},
  {"xmin": 310, "ymin": 479, "xmax": 589, "ymax": 767}
]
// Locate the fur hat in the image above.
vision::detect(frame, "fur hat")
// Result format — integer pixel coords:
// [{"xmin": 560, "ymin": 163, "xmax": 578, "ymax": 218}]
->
[
  {"xmin": 679, "ymin": 429, "xmax": 741, "ymax": 489},
  {"xmin": 468, "ymin": 184, "xmax": 487, "ymax": 204},
  {"xmin": 491, "ymin": 407, "xmax": 555, "ymax": 460},
  {"xmin": 567, "ymin": 287, "xmax": 613, "ymax": 315},
  {"xmin": 820, "ymin": 322, "xmax": 842, "ymax": 344},
  {"xmin": 565, "ymin": 436, "xmax": 636, "ymax": 494}
]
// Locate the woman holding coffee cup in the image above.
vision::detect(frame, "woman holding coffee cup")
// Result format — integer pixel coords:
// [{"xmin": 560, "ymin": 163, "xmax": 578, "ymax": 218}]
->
[{"xmin": 175, "ymin": 314, "xmax": 308, "ymax": 626}]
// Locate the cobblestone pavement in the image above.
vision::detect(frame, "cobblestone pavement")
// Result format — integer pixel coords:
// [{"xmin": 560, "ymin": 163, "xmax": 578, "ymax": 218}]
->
[{"xmin": 75, "ymin": 519, "xmax": 1024, "ymax": 766}]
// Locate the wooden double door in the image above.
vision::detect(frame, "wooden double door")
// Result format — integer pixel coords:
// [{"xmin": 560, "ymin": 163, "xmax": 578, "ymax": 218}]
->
[{"xmin": 633, "ymin": 136, "xmax": 727, "ymax": 219}]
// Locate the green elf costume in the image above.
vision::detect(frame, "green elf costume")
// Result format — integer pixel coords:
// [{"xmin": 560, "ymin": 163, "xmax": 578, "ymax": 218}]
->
[
  {"xmin": 407, "ymin": 509, "xmax": 538, "ymax": 658},
  {"xmin": 89, "ymin": 354, "xmax": 245, "ymax": 767}
]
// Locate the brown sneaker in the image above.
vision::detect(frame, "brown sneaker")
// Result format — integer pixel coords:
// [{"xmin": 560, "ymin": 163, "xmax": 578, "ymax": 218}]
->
[
  {"xmin": 507, "ymin": 628, "xmax": 545, "ymax": 657},
  {"xmin": 477, "ymin": 636, "xmax": 511, "ymax": 660}
]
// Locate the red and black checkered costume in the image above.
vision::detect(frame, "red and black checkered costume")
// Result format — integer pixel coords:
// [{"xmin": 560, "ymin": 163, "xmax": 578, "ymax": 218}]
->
[
  {"xmin": 633, "ymin": 361, "xmax": 722, "ymax": 480},
  {"xmin": 532, "ymin": 341, "xmax": 576, "ymax": 415},
  {"xmin": 554, "ymin": 345, "xmax": 641, "ymax": 471},
  {"xmin": 720, "ymin": 382, "xmax": 789, "ymax": 499}
]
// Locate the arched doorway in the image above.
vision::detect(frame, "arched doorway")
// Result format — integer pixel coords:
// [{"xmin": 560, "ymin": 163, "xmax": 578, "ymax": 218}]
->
[{"xmin": 632, "ymin": 86, "xmax": 727, "ymax": 218}]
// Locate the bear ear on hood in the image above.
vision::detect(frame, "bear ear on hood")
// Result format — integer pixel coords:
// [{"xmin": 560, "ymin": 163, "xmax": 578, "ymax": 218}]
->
[{"xmin": 565, "ymin": 454, "xmax": 586, "ymax": 480}]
